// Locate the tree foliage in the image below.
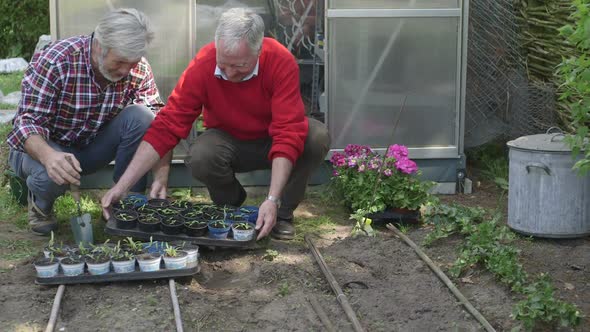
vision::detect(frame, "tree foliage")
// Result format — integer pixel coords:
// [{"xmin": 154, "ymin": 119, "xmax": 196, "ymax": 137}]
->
[
  {"xmin": 558, "ymin": 0, "xmax": 590, "ymax": 174},
  {"xmin": 0, "ymin": 0, "xmax": 49, "ymax": 60}
]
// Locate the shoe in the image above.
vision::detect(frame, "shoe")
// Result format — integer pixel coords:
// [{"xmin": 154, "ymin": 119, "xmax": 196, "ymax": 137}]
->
[
  {"xmin": 271, "ymin": 218, "xmax": 295, "ymax": 240},
  {"xmin": 28, "ymin": 192, "xmax": 57, "ymax": 236}
]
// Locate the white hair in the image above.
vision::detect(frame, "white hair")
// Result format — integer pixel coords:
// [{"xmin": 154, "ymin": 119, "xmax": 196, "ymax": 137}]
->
[
  {"xmin": 215, "ymin": 8, "xmax": 265, "ymax": 54},
  {"xmin": 94, "ymin": 8, "xmax": 154, "ymax": 60}
]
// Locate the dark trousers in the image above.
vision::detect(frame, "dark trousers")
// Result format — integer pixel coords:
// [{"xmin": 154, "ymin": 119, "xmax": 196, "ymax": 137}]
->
[
  {"xmin": 8, "ymin": 105, "xmax": 154, "ymax": 214},
  {"xmin": 186, "ymin": 118, "xmax": 330, "ymax": 220}
]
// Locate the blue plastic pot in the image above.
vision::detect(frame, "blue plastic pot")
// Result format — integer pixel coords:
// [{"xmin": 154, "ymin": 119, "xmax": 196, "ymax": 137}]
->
[{"xmin": 207, "ymin": 220, "xmax": 231, "ymax": 239}]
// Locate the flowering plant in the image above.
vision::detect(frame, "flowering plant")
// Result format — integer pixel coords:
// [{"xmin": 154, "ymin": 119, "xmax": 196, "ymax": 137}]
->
[{"xmin": 330, "ymin": 144, "xmax": 433, "ymax": 212}]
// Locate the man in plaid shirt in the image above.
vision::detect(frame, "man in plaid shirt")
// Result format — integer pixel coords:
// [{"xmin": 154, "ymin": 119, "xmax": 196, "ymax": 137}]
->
[{"xmin": 7, "ymin": 8, "xmax": 167, "ymax": 235}]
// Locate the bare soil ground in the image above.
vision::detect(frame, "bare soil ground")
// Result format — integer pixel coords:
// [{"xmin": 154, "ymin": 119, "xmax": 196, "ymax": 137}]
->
[{"xmin": 0, "ymin": 180, "xmax": 588, "ymax": 332}]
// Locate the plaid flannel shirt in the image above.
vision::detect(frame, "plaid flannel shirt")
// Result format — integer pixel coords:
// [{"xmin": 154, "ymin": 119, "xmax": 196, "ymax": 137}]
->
[{"xmin": 7, "ymin": 35, "xmax": 163, "ymax": 151}]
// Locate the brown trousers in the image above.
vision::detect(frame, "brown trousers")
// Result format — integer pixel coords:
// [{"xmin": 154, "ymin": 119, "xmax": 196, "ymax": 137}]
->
[{"xmin": 186, "ymin": 118, "xmax": 330, "ymax": 220}]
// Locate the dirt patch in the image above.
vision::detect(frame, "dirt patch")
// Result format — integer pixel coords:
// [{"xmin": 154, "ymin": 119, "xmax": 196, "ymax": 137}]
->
[{"xmin": 0, "ymin": 181, "xmax": 588, "ymax": 331}]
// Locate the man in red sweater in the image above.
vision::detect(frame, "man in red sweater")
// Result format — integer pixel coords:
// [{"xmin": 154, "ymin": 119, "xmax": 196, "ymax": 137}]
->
[{"xmin": 101, "ymin": 8, "xmax": 330, "ymax": 240}]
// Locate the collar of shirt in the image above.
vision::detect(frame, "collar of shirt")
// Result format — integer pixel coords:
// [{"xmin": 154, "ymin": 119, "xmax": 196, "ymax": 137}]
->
[{"xmin": 214, "ymin": 59, "xmax": 259, "ymax": 81}]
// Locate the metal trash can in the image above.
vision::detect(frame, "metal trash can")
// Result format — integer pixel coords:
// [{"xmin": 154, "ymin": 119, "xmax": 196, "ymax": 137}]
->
[{"xmin": 507, "ymin": 132, "xmax": 590, "ymax": 238}]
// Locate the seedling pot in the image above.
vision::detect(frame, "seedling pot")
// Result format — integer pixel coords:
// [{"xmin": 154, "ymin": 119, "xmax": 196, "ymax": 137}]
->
[
  {"xmin": 142, "ymin": 241, "xmax": 167, "ymax": 255},
  {"xmin": 138, "ymin": 214, "xmax": 161, "ymax": 233},
  {"xmin": 184, "ymin": 220, "xmax": 208, "ymax": 237},
  {"xmin": 112, "ymin": 258, "xmax": 136, "ymax": 273},
  {"xmin": 160, "ymin": 216, "xmax": 185, "ymax": 235},
  {"xmin": 86, "ymin": 259, "xmax": 111, "ymax": 275},
  {"xmin": 208, "ymin": 220, "xmax": 231, "ymax": 239},
  {"xmin": 60, "ymin": 257, "xmax": 85, "ymax": 276},
  {"xmin": 44, "ymin": 244, "xmax": 70, "ymax": 260},
  {"xmin": 171, "ymin": 242, "xmax": 199, "ymax": 267},
  {"xmin": 169, "ymin": 200, "xmax": 193, "ymax": 211},
  {"xmin": 114, "ymin": 209, "xmax": 139, "ymax": 230},
  {"xmin": 34, "ymin": 257, "xmax": 59, "ymax": 278},
  {"xmin": 232, "ymin": 222, "xmax": 256, "ymax": 241},
  {"xmin": 124, "ymin": 194, "xmax": 148, "ymax": 209},
  {"xmin": 137, "ymin": 253, "xmax": 161, "ymax": 272},
  {"xmin": 146, "ymin": 198, "xmax": 170, "ymax": 209},
  {"xmin": 163, "ymin": 250, "xmax": 189, "ymax": 270}
]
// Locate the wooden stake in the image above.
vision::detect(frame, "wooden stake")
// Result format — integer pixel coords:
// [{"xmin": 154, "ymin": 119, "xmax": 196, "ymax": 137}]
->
[{"xmin": 305, "ymin": 235, "xmax": 364, "ymax": 332}]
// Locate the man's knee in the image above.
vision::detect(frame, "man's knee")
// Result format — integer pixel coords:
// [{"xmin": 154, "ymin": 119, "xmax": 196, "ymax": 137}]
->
[
  {"xmin": 304, "ymin": 118, "xmax": 331, "ymax": 160},
  {"xmin": 119, "ymin": 104, "xmax": 154, "ymax": 133},
  {"xmin": 188, "ymin": 139, "xmax": 230, "ymax": 181}
]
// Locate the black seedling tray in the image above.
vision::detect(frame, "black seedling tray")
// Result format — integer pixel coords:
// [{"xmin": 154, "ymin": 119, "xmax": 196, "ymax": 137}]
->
[
  {"xmin": 105, "ymin": 219, "xmax": 258, "ymax": 248},
  {"xmin": 35, "ymin": 263, "xmax": 199, "ymax": 286}
]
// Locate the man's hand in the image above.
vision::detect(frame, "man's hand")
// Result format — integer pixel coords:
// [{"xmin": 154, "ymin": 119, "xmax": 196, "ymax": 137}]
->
[
  {"xmin": 149, "ymin": 178, "xmax": 168, "ymax": 199},
  {"xmin": 255, "ymin": 199, "xmax": 278, "ymax": 240},
  {"xmin": 101, "ymin": 186, "xmax": 126, "ymax": 220},
  {"xmin": 42, "ymin": 151, "xmax": 82, "ymax": 186}
]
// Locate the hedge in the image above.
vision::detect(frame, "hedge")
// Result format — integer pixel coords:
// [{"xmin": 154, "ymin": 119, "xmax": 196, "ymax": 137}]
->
[{"xmin": 0, "ymin": 0, "xmax": 49, "ymax": 60}]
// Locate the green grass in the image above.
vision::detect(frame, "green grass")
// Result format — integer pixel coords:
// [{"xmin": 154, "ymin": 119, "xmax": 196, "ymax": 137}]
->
[
  {"xmin": 0, "ymin": 185, "xmax": 27, "ymax": 229},
  {"xmin": 293, "ymin": 215, "xmax": 336, "ymax": 243},
  {"xmin": 0, "ymin": 239, "xmax": 36, "ymax": 261},
  {"xmin": 0, "ymin": 72, "xmax": 24, "ymax": 94},
  {"xmin": 0, "ymin": 103, "xmax": 17, "ymax": 109}
]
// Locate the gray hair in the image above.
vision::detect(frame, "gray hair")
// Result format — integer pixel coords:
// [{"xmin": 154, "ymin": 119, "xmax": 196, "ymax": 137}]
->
[
  {"xmin": 94, "ymin": 8, "xmax": 154, "ymax": 60},
  {"xmin": 215, "ymin": 8, "xmax": 265, "ymax": 55}
]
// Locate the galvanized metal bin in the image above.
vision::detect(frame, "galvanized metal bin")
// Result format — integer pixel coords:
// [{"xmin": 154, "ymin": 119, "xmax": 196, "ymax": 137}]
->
[{"xmin": 507, "ymin": 133, "xmax": 590, "ymax": 238}]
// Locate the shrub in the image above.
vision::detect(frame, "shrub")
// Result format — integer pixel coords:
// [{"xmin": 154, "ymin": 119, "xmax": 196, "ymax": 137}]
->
[
  {"xmin": 557, "ymin": 0, "xmax": 590, "ymax": 174},
  {"xmin": 0, "ymin": 0, "xmax": 49, "ymax": 59}
]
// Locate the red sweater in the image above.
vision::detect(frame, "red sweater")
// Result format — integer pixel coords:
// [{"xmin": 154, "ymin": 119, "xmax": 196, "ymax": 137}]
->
[{"xmin": 143, "ymin": 38, "xmax": 308, "ymax": 164}]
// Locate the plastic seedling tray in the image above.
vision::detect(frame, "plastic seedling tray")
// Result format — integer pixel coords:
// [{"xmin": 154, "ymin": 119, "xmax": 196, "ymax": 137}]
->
[
  {"xmin": 105, "ymin": 219, "xmax": 258, "ymax": 248},
  {"xmin": 35, "ymin": 261, "xmax": 199, "ymax": 286}
]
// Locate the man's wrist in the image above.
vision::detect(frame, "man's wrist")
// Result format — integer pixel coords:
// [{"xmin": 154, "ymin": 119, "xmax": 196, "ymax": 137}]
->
[{"xmin": 266, "ymin": 195, "xmax": 281, "ymax": 207}]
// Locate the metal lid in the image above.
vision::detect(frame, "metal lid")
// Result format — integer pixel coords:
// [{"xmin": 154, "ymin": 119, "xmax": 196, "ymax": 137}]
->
[{"xmin": 507, "ymin": 129, "xmax": 572, "ymax": 152}]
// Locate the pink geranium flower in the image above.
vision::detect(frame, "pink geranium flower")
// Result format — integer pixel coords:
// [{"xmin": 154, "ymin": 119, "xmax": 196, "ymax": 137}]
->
[
  {"xmin": 395, "ymin": 158, "xmax": 418, "ymax": 174},
  {"xmin": 387, "ymin": 144, "xmax": 409, "ymax": 160}
]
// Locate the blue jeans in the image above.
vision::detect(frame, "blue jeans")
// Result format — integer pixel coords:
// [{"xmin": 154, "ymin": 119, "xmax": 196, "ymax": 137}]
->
[{"xmin": 8, "ymin": 104, "xmax": 154, "ymax": 214}]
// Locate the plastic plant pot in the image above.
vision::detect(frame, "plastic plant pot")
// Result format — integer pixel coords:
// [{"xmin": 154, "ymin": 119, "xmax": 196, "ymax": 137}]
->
[
  {"xmin": 112, "ymin": 257, "xmax": 136, "ymax": 274},
  {"xmin": 86, "ymin": 258, "xmax": 111, "ymax": 275},
  {"xmin": 146, "ymin": 198, "xmax": 170, "ymax": 209},
  {"xmin": 169, "ymin": 200, "xmax": 193, "ymax": 211},
  {"xmin": 232, "ymin": 222, "xmax": 256, "ymax": 241},
  {"xmin": 163, "ymin": 250, "xmax": 188, "ymax": 270},
  {"xmin": 114, "ymin": 209, "xmax": 139, "ymax": 230},
  {"xmin": 207, "ymin": 220, "xmax": 231, "ymax": 239},
  {"xmin": 138, "ymin": 214, "xmax": 161, "ymax": 233},
  {"xmin": 34, "ymin": 257, "xmax": 59, "ymax": 278},
  {"xmin": 160, "ymin": 215, "xmax": 185, "ymax": 235},
  {"xmin": 112, "ymin": 199, "xmax": 135, "ymax": 213},
  {"xmin": 184, "ymin": 246, "xmax": 199, "ymax": 268},
  {"xmin": 238, "ymin": 206, "xmax": 259, "ymax": 223},
  {"xmin": 142, "ymin": 241, "xmax": 168, "ymax": 255},
  {"xmin": 60, "ymin": 257, "xmax": 85, "ymax": 276},
  {"xmin": 183, "ymin": 220, "xmax": 208, "ymax": 237},
  {"xmin": 158, "ymin": 207, "xmax": 180, "ymax": 219},
  {"xmin": 201, "ymin": 206, "xmax": 226, "ymax": 220},
  {"xmin": 123, "ymin": 194, "xmax": 148, "ymax": 209},
  {"xmin": 171, "ymin": 241, "xmax": 199, "ymax": 268},
  {"xmin": 137, "ymin": 205, "xmax": 158, "ymax": 215},
  {"xmin": 137, "ymin": 253, "xmax": 161, "ymax": 272}
]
